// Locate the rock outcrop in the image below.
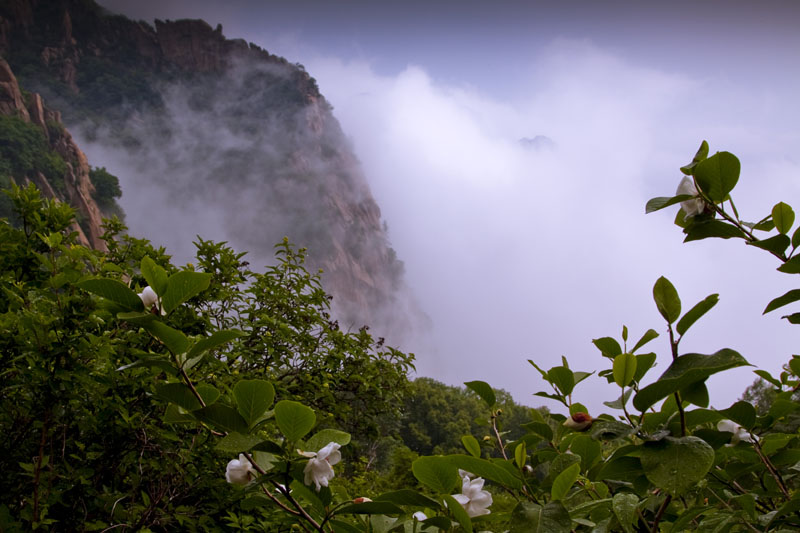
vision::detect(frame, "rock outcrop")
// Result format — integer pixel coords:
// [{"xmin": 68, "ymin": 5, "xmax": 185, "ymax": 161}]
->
[
  {"xmin": 0, "ymin": 57, "xmax": 105, "ymax": 249},
  {"xmin": 0, "ymin": 0, "xmax": 424, "ymax": 336}
]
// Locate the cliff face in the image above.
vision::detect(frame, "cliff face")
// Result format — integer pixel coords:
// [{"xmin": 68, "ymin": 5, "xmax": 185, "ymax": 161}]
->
[
  {"xmin": 0, "ymin": 0, "xmax": 421, "ymax": 335},
  {"xmin": 0, "ymin": 57, "xmax": 106, "ymax": 248}
]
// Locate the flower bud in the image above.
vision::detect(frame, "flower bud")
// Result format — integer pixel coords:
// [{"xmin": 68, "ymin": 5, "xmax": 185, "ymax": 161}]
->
[
  {"xmin": 563, "ymin": 412, "xmax": 593, "ymax": 431},
  {"xmin": 353, "ymin": 497, "xmax": 372, "ymax": 504}
]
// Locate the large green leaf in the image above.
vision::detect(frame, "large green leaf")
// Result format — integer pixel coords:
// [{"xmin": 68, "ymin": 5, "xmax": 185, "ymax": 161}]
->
[
  {"xmin": 464, "ymin": 380, "xmax": 496, "ymax": 407},
  {"xmin": 631, "ymin": 329, "xmax": 659, "ymax": 353},
  {"xmin": 443, "ymin": 494, "xmax": 472, "ymax": 533},
  {"xmin": 374, "ymin": 490, "xmax": 441, "ymax": 509},
  {"xmin": 764, "ymin": 289, "xmax": 800, "ymax": 314},
  {"xmin": 613, "ymin": 353, "xmax": 637, "ymax": 387},
  {"xmin": 274, "ymin": 400, "xmax": 316, "ymax": 442},
  {"xmin": 570, "ymin": 435, "xmax": 602, "ymax": 472},
  {"xmin": 777, "ymin": 255, "xmax": 800, "ymax": 274},
  {"xmin": 463, "ymin": 435, "xmax": 481, "ymax": 458},
  {"xmin": 718, "ymin": 400, "xmax": 756, "ymax": 429},
  {"xmin": 676, "ymin": 294, "xmax": 719, "ymax": 336},
  {"xmin": 155, "ymin": 382, "xmax": 202, "ymax": 411},
  {"xmin": 633, "ymin": 352, "xmax": 657, "ymax": 383},
  {"xmin": 653, "ymin": 276, "xmax": 680, "ymax": 324},
  {"xmin": 592, "ymin": 337, "xmax": 622, "ymax": 358},
  {"xmin": 680, "ymin": 140, "xmax": 709, "ymax": 175},
  {"xmin": 645, "ymin": 194, "xmax": 694, "ymax": 214},
  {"xmin": 693, "ymin": 151, "xmax": 740, "ymax": 202},
  {"xmin": 633, "ymin": 349, "xmax": 750, "ymax": 412},
  {"xmin": 161, "ymin": 271, "xmax": 212, "ymax": 314},
  {"xmin": 684, "ymin": 220, "xmax": 746, "ymax": 242},
  {"xmin": 77, "ymin": 278, "xmax": 144, "ymax": 311},
  {"xmin": 140, "ymin": 256, "xmax": 168, "ymax": 296},
  {"xmin": 612, "ymin": 493, "xmax": 639, "ymax": 533},
  {"xmin": 215, "ymin": 432, "xmax": 265, "ymax": 453},
  {"xmin": 639, "ymin": 436, "xmax": 714, "ymax": 494},
  {"xmin": 305, "ymin": 429, "xmax": 351, "ymax": 453},
  {"xmin": 411, "ymin": 456, "xmax": 460, "ymax": 493},
  {"xmin": 551, "ymin": 462, "xmax": 580, "ymax": 501},
  {"xmin": 193, "ymin": 403, "xmax": 248, "ymax": 434},
  {"xmin": 143, "ymin": 321, "xmax": 190, "ymax": 355},
  {"xmin": 547, "ymin": 367, "xmax": 575, "ymax": 396},
  {"xmin": 772, "ymin": 202, "xmax": 795, "ymax": 235},
  {"xmin": 446, "ymin": 455, "xmax": 523, "ymax": 489},
  {"xmin": 186, "ymin": 329, "xmax": 243, "ymax": 360},
  {"xmin": 509, "ymin": 501, "xmax": 571, "ymax": 533},
  {"xmin": 234, "ymin": 379, "xmax": 275, "ymax": 429},
  {"xmin": 748, "ymin": 234, "xmax": 790, "ymax": 257}
]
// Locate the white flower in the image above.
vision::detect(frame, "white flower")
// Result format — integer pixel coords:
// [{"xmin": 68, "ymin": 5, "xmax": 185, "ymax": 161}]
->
[
  {"xmin": 225, "ymin": 453, "xmax": 254, "ymax": 485},
  {"xmin": 300, "ymin": 442, "xmax": 341, "ymax": 491},
  {"xmin": 138, "ymin": 286, "xmax": 165, "ymax": 315},
  {"xmin": 413, "ymin": 511, "xmax": 428, "ymax": 521},
  {"xmin": 452, "ymin": 472, "xmax": 492, "ymax": 517},
  {"xmin": 718, "ymin": 419, "xmax": 755, "ymax": 445},
  {"xmin": 677, "ymin": 177, "xmax": 705, "ymax": 218}
]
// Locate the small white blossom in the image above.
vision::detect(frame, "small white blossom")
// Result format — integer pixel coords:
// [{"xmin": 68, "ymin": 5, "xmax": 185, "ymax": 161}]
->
[
  {"xmin": 677, "ymin": 177, "xmax": 705, "ymax": 218},
  {"xmin": 225, "ymin": 453, "xmax": 254, "ymax": 485},
  {"xmin": 718, "ymin": 419, "xmax": 755, "ymax": 446},
  {"xmin": 300, "ymin": 442, "xmax": 341, "ymax": 491},
  {"xmin": 452, "ymin": 472, "xmax": 492, "ymax": 517},
  {"xmin": 413, "ymin": 511, "xmax": 428, "ymax": 521},
  {"xmin": 137, "ymin": 286, "xmax": 165, "ymax": 315}
]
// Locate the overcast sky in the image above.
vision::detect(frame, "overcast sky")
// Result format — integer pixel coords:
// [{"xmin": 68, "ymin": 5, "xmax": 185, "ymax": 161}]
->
[{"xmin": 97, "ymin": 0, "xmax": 800, "ymax": 411}]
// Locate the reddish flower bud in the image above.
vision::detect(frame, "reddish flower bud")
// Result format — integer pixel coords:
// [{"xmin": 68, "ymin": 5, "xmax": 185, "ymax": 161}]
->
[{"xmin": 563, "ymin": 412, "xmax": 593, "ymax": 431}]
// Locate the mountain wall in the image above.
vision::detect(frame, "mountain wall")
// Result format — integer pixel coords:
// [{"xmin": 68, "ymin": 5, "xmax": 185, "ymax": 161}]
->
[{"xmin": 0, "ymin": 0, "xmax": 423, "ymax": 337}]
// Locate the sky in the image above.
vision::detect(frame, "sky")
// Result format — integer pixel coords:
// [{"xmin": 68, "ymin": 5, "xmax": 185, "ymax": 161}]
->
[{"xmin": 96, "ymin": 0, "xmax": 800, "ymax": 412}]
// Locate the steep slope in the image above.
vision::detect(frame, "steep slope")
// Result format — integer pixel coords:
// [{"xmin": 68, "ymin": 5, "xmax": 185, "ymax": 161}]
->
[
  {"xmin": 0, "ymin": 56, "xmax": 109, "ymax": 248},
  {"xmin": 0, "ymin": 0, "xmax": 423, "ymax": 336}
]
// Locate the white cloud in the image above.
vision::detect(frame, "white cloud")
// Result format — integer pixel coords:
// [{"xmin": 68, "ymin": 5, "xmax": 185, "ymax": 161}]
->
[{"xmin": 308, "ymin": 39, "xmax": 800, "ymax": 411}]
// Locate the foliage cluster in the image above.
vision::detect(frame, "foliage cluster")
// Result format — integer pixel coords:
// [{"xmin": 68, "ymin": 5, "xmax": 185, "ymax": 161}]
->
[{"xmin": 0, "ymin": 114, "xmax": 67, "ymax": 198}]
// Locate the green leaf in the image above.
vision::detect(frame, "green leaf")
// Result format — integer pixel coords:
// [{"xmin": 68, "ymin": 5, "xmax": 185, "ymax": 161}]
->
[
  {"xmin": 462, "ymin": 435, "xmax": 481, "ymax": 458},
  {"xmin": 411, "ymin": 456, "xmax": 460, "ymax": 493},
  {"xmin": 117, "ymin": 356, "xmax": 178, "ymax": 375},
  {"xmin": 547, "ymin": 367, "xmax": 575, "ymax": 396},
  {"xmin": 163, "ymin": 404, "xmax": 195, "ymax": 424},
  {"xmin": 570, "ymin": 435, "xmax": 601, "ymax": 472},
  {"xmin": 681, "ymin": 380, "xmax": 709, "ymax": 407},
  {"xmin": 551, "ymin": 462, "xmax": 580, "ymax": 501},
  {"xmin": 684, "ymin": 220, "xmax": 746, "ymax": 242},
  {"xmin": 162, "ymin": 271, "xmax": 212, "ymax": 314},
  {"xmin": 633, "ymin": 353, "xmax": 657, "ymax": 383},
  {"xmin": 645, "ymin": 195, "xmax": 694, "ymax": 214},
  {"xmin": 653, "ymin": 276, "xmax": 681, "ymax": 324},
  {"xmin": 612, "ymin": 493, "xmax": 639, "ymax": 533},
  {"xmin": 522, "ymin": 421, "xmax": 553, "ymax": 441},
  {"xmin": 613, "ymin": 353, "xmax": 637, "ymax": 387},
  {"xmin": 464, "ymin": 380, "xmax": 496, "ymax": 407},
  {"xmin": 633, "ymin": 349, "xmax": 750, "ymax": 412},
  {"xmin": 748, "ymin": 234, "xmax": 790, "ymax": 257},
  {"xmin": 680, "ymin": 140, "xmax": 709, "ymax": 175},
  {"xmin": 677, "ymin": 294, "xmax": 719, "ymax": 336},
  {"xmin": 143, "ymin": 321, "xmax": 190, "ymax": 355},
  {"xmin": 186, "ymin": 329, "xmax": 243, "ymax": 360},
  {"xmin": 592, "ymin": 337, "xmax": 622, "ymax": 358},
  {"xmin": 193, "ymin": 403, "xmax": 248, "ymax": 434},
  {"xmin": 140, "ymin": 256, "xmax": 168, "ymax": 295},
  {"xmin": 443, "ymin": 494, "xmax": 472, "ymax": 533},
  {"xmin": 509, "ymin": 501, "xmax": 571, "ymax": 533},
  {"xmin": 777, "ymin": 255, "xmax": 800, "ymax": 273},
  {"xmin": 718, "ymin": 400, "xmax": 756, "ymax": 429},
  {"xmin": 446, "ymin": 455, "xmax": 523, "ymax": 489},
  {"xmin": 783, "ymin": 312, "xmax": 800, "ymax": 324},
  {"xmin": 195, "ymin": 383, "xmax": 220, "ymax": 405},
  {"xmin": 336, "ymin": 502, "xmax": 404, "ymax": 515},
  {"xmin": 215, "ymin": 432, "xmax": 265, "ymax": 453},
  {"xmin": 155, "ymin": 383, "xmax": 202, "ymax": 411},
  {"xmin": 640, "ymin": 436, "xmax": 714, "ymax": 494},
  {"xmin": 274, "ymin": 400, "xmax": 316, "ymax": 442},
  {"xmin": 604, "ymin": 388, "xmax": 633, "ymax": 410},
  {"xmin": 514, "ymin": 442, "xmax": 526, "ymax": 468},
  {"xmin": 77, "ymin": 278, "xmax": 144, "ymax": 311},
  {"xmin": 792, "ymin": 226, "xmax": 800, "ymax": 249},
  {"xmin": 631, "ymin": 329, "xmax": 659, "ymax": 353},
  {"xmin": 764, "ymin": 289, "xmax": 800, "ymax": 314},
  {"xmin": 693, "ymin": 151, "xmax": 740, "ymax": 202},
  {"xmin": 374, "ymin": 490, "xmax": 441, "ymax": 509},
  {"xmin": 305, "ymin": 429, "xmax": 351, "ymax": 453},
  {"xmin": 773, "ymin": 202, "xmax": 795, "ymax": 235},
  {"xmin": 234, "ymin": 380, "xmax": 275, "ymax": 429},
  {"xmin": 755, "ymin": 369, "xmax": 781, "ymax": 387}
]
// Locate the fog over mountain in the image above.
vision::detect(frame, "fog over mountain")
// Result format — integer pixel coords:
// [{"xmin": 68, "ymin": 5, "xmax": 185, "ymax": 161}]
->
[{"xmin": 14, "ymin": 0, "xmax": 800, "ymax": 409}]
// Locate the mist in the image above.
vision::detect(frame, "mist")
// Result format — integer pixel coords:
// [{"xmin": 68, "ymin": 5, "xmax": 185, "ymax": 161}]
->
[
  {"xmin": 90, "ymin": 0, "xmax": 800, "ymax": 411},
  {"xmin": 304, "ymin": 39, "xmax": 800, "ymax": 409}
]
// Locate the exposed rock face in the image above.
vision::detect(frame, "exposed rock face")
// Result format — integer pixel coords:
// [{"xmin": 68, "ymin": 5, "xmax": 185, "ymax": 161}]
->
[
  {"xmin": 0, "ymin": 0, "xmax": 425, "ymax": 336},
  {"xmin": 0, "ymin": 57, "xmax": 106, "ymax": 249}
]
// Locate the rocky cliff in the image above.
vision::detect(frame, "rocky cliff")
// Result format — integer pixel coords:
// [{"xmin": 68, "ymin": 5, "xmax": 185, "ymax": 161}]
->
[
  {"xmin": 0, "ymin": 0, "xmax": 421, "ymax": 336},
  {"xmin": 0, "ymin": 56, "xmax": 107, "ymax": 248}
]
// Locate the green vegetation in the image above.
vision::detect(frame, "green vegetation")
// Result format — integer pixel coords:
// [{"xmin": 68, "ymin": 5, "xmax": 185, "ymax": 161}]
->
[
  {"xmin": 0, "ymin": 114, "xmax": 67, "ymax": 197},
  {"xmin": 88, "ymin": 166, "xmax": 121, "ymax": 206}
]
